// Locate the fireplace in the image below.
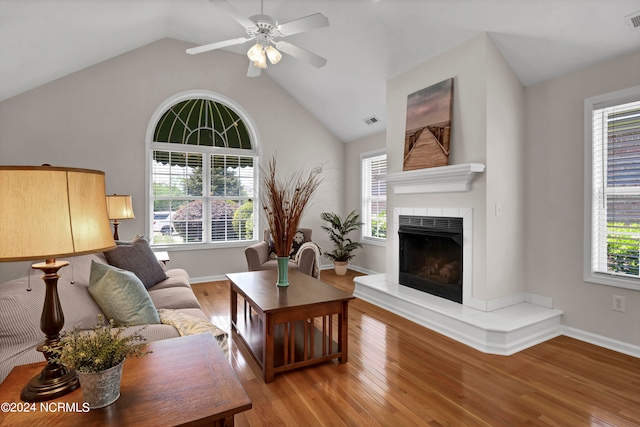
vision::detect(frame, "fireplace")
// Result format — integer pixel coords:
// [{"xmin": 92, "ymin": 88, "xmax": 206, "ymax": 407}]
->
[{"xmin": 398, "ymin": 215, "xmax": 463, "ymax": 303}]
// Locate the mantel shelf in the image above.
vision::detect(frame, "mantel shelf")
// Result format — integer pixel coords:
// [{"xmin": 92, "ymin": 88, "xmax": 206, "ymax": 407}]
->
[{"xmin": 379, "ymin": 163, "xmax": 485, "ymax": 194}]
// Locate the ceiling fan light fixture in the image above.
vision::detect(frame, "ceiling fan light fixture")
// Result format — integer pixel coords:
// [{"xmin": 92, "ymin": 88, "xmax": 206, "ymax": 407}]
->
[
  {"xmin": 247, "ymin": 43, "xmax": 265, "ymax": 62},
  {"xmin": 265, "ymin": 45, "xmax": 282, "ymax": 64},
  {"xmin": 254, "ymin": 56, "xmax": 268, "ymax": 69},
  {"xmin": 189, "ymin": 0, "xmax": 330, "ymax": 75}
]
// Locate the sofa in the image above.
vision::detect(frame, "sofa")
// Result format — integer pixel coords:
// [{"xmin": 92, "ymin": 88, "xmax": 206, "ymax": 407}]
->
[
  {"xmin": 244, "ymin": 228, "xmax": 320, "ymax": 278},
  {"xmin": 0, "ymin": 245, "xmax": 214, "ymax": 384}
]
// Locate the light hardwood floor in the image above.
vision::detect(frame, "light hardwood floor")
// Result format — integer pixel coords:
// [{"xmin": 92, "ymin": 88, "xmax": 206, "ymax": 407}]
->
[{"xmin": 191, "ymin": 270, "xmax": 640, "ymax": 426}]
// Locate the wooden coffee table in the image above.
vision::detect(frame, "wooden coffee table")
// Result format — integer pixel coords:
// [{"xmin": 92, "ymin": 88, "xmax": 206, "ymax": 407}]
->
[
  {"xmin": 226, "ymin": 269, "xmax": 355, "ymax": 382},
  {"xmin": 0, "ymin": 334, "xmax": 252, "ymax": 426}
]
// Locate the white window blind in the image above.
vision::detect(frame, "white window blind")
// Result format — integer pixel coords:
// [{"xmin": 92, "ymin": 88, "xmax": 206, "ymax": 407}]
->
[
  {"xmin": 361, "ymin": 152, "xmax": 387, "ymax": 239},
  {"xmin": 591, "ymin": 98, "xmax": 640, "ymax": 279},
  {"xmin": 151, "ymin": 151, "xmax": 256, "ymax": 245}
]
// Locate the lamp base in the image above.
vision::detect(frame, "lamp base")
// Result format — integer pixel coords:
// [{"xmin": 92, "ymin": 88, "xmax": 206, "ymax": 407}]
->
[
  {"xmin": 112, "ymin": 219, "xmax": 120, "ymax": 240},
  {"xmin": 21, "ymin": 363, "xmax": 79, "ymax": 402},
  {"xmin": 21, "ymin": 259, "xmax": 79, "ymax": 402}
]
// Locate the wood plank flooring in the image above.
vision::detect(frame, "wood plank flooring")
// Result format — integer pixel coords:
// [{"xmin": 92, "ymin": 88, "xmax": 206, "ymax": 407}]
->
[{"xmin": 191, "ymin": 270, "xmax": 640, "ymax": 426}]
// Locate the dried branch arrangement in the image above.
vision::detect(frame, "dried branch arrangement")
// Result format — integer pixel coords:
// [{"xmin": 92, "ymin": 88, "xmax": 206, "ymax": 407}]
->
[{"xmin": 261, "ymin": 156, "xmax": 322, "ymax": 257}]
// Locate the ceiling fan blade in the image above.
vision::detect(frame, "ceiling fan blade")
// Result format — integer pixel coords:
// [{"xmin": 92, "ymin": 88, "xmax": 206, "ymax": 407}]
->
[
  {"xmin": 247, "ymin": 61, "xmax": 262, "ymax": 78},
  {"xmin": 277, "ymin": 13, "xmax": 329, "ymax": 36},
  {"xmin": 210, "ymin": 0, "xmax": 257, "ymax": 29},
  {"xmin": 186, "ymin": 37, "xmax": 251, "ymax": 55},
  {"xmin": 275, "ymin": 41, "xmax": 327, "ymax": 68}
]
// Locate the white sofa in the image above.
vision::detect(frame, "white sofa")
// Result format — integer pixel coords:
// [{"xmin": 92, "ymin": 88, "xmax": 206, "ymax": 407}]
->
[{"xmin": 0, "ymin": 252, "xmax": 208, "ymax": 384}]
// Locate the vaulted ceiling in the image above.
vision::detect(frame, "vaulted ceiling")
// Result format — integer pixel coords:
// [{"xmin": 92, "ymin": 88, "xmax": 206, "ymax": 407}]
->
[{"xmin": 2, "ymin": 0, "xmax": 639, "ymax": 142}]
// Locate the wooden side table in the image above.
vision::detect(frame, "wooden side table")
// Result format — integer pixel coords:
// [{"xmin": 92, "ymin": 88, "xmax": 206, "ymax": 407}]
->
[
  {"xmin": 0, "ymin": 334, "xmax": 251, "ymax": 426},
  {"xmin": 154, "ymin": 251, "xmax": 170, "ymax": 267}
]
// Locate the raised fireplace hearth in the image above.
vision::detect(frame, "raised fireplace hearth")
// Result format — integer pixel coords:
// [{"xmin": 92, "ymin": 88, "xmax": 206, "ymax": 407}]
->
[
  {"xmin": 399, "ymin": 215, "xmax": 463, "ymax": 303},
  {"xmin": 354, "ymin": 207, "xmax": 562, "ymax": 356}
]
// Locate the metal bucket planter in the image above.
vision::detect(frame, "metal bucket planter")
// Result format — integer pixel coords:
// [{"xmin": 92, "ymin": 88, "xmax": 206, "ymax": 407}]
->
[{"xmin": 77, "ymin": 360, "xmax": 124, "ymax": 409}]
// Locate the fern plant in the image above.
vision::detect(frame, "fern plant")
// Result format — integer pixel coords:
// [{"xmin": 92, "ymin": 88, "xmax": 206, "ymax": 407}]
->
[{"xmin": 320, "ymin": 210, "xmax": 363, "ymax": 262}]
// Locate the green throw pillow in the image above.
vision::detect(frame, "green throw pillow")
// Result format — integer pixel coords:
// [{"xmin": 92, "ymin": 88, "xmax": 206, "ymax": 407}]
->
[{"xmin": 88, "ymin": 261, "xmax": 160, "ymax": 326}]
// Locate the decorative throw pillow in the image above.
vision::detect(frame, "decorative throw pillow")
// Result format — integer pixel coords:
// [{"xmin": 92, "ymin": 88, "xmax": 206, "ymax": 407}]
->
[
  {"xmin": 289, "ymin": 230, "xmax": 306, "ymax": 259},
  {"xmin": 157, "ymin": 308, "xmax": 229, "ymax": 358},
  {"xmin": 268, "ymin": 230, "xmax": 307, "ymax": 259},
  {"xmin": 104, "ymin": 236, "xmax": 167, "ymax": 289},
  {"xmin": 88, "ymin": 261, "xmax": 160, "ymax": 326},
  {"xmin": 268, "ymin": 235, "xmax": 277, "ymax": 260}
]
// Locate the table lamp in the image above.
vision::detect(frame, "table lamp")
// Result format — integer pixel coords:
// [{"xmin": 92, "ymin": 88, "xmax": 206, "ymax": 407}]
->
[
  {"xmin": 106, "ymin": 194, "xmax": 135, "ymax": 240},
  {"xmin": 0, "ymin": 165, "xmax": 116, "ymax": 402}
]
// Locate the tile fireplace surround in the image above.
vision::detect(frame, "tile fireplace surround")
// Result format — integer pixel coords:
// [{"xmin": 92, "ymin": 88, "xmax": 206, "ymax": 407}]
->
[{"xmin": 354, "ymin": 164, "xmax": 563, "ymax": 355}]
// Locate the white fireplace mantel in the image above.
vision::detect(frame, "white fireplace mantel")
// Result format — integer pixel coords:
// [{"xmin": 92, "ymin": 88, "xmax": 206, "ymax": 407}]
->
[{"xmin": 380, "ymin": 163, "xmax": 485, "ymax": 194}]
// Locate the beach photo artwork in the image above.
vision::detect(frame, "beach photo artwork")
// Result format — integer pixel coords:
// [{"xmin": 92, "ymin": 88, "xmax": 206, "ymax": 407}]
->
[{"xmin": 403, "ymin": 78, "xmax": 454, "ymax": 171}]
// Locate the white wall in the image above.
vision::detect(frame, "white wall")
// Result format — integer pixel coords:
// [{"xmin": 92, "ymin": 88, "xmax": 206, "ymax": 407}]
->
[
  {"xmin": 344, "ymin": 131, "xmax": 387, "ymax": 273},
  {"xmin": 524, "ymin": 50, "xmax": 640, "ymax": 345},
  {"xmin": 385, "ymin": 34, "xmax": 526, "ymax": 304},
  {"xmin": 386, "ymin": 35, "xmax": 487, "ymax": 299},
  {"xmin": 485, "ymin": 36, "xmax": 526, "ymax": 301},
  {"xmin": 0, "ymin": 38, "xmax": 344, "ymax": 282}
]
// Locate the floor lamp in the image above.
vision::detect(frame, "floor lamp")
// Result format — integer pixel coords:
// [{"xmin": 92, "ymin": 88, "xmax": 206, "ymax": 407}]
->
[
  {"xmin": 0, "ymin": 165, "xmax": 116, "ymax": 402},
  {"xmin": 106, "ymin": 194, "xmax": 135, "ymax": 240}
]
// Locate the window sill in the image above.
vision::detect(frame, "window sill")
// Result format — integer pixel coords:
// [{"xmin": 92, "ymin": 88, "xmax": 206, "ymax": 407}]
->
[
  {"xmin": 584, "ymin": 271, "xmax": 640, "ymax": 291},
  {"xmin": 362, "ymin": 237, "xmax": 386, "ymax": 247},
  {"xmin": 151, "ymin": 240, "xmax": 258, "ymax": 252}
]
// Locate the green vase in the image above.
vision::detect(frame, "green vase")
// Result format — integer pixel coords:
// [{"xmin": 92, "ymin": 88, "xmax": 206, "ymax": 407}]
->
[{"xmin": 276, "ymin": 256, "xmax": 289, "ymax": 287}]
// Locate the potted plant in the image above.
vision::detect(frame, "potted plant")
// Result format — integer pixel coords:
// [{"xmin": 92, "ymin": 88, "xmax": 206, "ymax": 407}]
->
[
  {"xmin": 46, "ymin": 315, "xmax": 151, "ymax": 409},
  {"xmin": 320, "ymin": 210, "xmax": 363, "ymax": 275}
]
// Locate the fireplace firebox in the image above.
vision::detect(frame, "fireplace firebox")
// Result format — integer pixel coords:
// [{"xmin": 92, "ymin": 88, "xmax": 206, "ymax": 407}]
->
[{"xmin": 398, "ymin": 215, "xmax": 463, "ymax": 303}]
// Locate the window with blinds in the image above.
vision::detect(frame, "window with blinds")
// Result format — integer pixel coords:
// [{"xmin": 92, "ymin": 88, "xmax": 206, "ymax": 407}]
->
[
  {"xmin": 149, "ymin": 95, "xmax": 257, "ymax": 246},
  {"xmin": 589, "ymin": 91, "xmax": 640, "ymax": 285},
  {"xmin": 361, "ymin": 151, "xmax": 387, "ymax": 240}
]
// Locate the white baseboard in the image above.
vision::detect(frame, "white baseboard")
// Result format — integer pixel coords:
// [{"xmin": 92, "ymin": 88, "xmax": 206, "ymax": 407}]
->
[
  {"xmin": 190, "ymin": 274, "xmax": 228, "ymax": 284},
  {"xmin": 189, "ymin": 263, "xmax": 355, "ymax": 283},
  {"xmin": 561, "ymin": 326, "xmax": 640, "ymax": 358},
  {"xmin": 190, "ymin": 263, "xmax": 360, "ymax": 283},
  {"xmin": 318, "ymin": 263, "xmax": 380, "ymax": 275},
  {"xmin": 345, "ymin": 265, "xmax": 380, "ymax": 275}
]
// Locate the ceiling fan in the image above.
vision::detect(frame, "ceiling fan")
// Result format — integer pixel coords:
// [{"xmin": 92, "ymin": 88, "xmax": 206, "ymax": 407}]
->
[{"xmin": 186, "ymin": 0, "xmax": 329, "ymax": 77}]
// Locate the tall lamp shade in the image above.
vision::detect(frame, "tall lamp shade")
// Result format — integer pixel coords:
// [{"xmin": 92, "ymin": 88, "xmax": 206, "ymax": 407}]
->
[
  {"xmin": 0, "ymin": 165, "xmax": 116, "ymax": 402},
  {"xmin": 106, "ymin": 194, "xmax": 135, "ymax": 240}
]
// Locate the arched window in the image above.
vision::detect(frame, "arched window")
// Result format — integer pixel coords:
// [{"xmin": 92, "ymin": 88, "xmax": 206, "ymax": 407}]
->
[{"xmin": 148, "ymin": 92, "xmax": 258, "ymax": 246}]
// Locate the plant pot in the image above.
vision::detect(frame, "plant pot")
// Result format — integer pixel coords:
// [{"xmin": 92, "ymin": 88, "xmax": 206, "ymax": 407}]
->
[
  {"xmin": 77, "ymin": 360, "xmax": 124, "ymax": 409},
  {"xmin": 334, "ymin": 261, "xmax": 348, "ymax": 276}
]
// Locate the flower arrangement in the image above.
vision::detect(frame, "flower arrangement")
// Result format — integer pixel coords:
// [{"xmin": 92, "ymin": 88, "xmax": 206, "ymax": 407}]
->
[
  {"xmin": 261, "ymin": 156, "xmax": 322, "ymax": 257},
  {"xmin": 46, "ymin": 315, "xmax": 151, "ymax": 373}
]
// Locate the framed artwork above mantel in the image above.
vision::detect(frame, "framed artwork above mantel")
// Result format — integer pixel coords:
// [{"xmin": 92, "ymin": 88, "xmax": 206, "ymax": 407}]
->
[{"xmin": 403, "ymin": 78, "xmax": 454, "ymax": 171}]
